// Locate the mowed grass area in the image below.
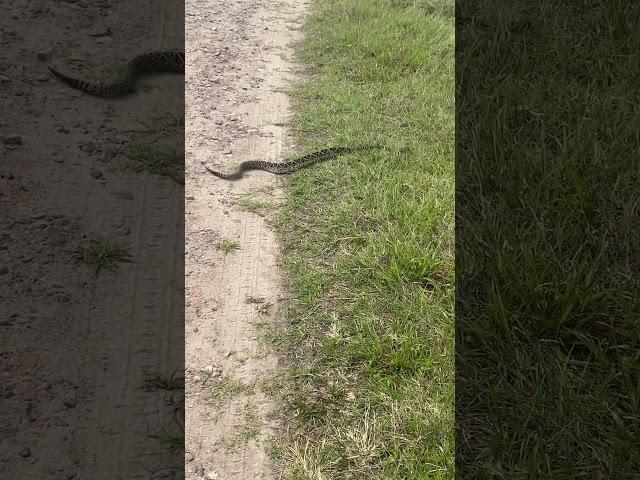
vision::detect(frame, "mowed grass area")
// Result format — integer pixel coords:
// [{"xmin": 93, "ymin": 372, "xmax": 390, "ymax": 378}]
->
[
  {"xmin": 273, "ymin": 1, "xmax": 454, "ymax": 479},
  {"xmin": 457, "ymin": 1, "xmax": 640, "ymax": 477}
]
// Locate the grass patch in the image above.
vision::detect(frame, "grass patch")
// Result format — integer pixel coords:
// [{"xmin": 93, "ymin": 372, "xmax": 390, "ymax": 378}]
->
[
  {"xmin": 457, "ymin": 1, "xmax": 640, "ymax": 477},
  {"xmin": 237, "ymin": 197, "xmax": 272, "ymax": 216},
  {"xmin": 227, "ymin": 402, "xmax": 262, "ymax": 451},
  {"xmin": 216, "ymin": 238, "xmax": 240, "ymax": 253},
  {"xmin": 265, "ymin": 440, "xmax": 286, "ymax": 461},
  {"xmin": 143, "ymin": 367, "xmax": 185, "ymax": 392},
  {"xmin": 273, "ymin": 1, "xmax": 454, "ymax": 479},
  {"xmin": 75, "ymin": 241, "xmax": 131, "ymax": 274},
  {"xmin": 124, "ymin": 143, "xmax": 184, "ymax": 184},
  {"xmin": 148, "ymin": 430, "xmax": 184, "ymax": 450},
  {"xmin": 207, "ymin": 376, "xmax": 250, "ymax": 408}
]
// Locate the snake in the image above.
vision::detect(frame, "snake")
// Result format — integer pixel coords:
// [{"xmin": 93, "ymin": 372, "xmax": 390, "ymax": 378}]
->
[
  {"xmin": 205, "ymin": 146, "xmax": 380, "ymax": 180},
  {"xmin": 47, "ymin": 50, "xmax": 185, "ymax": 97},
  {"xmin": 48, "ymin": 51, "xmax": 379, "ymax": 180}
]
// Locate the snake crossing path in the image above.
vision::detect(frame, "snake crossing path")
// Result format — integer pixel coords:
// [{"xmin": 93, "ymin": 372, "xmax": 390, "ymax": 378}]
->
[{"xmin": 185, "ymin": 0, "xmax": 309, "ymax": 479}]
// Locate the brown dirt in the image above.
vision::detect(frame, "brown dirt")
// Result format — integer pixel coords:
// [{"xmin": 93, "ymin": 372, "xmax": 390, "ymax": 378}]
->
[
  {"xmin": 1, "ymin": 0, "xmax": 184, "ymax": 479},
  {"xmin": 185, "ymin": 0, "xmax": 309, "ymax": 478}
]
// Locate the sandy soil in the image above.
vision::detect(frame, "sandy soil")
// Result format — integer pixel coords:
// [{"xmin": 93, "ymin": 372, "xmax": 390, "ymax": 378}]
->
[
  {"xmin": 1, "ymin": 1, "xmax": 184, "ymax": 478},
  {"xmin": 185, "ymin": 0, "xmax": 308, "ymax": 478}
]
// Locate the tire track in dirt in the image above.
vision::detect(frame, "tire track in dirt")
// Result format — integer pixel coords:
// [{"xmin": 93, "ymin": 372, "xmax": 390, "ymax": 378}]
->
[{"xmin": 185, "ymin": 0, "xmax": 309, "ymax": 478}]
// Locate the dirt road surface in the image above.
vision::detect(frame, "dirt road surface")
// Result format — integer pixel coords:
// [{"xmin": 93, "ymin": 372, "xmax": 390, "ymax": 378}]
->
[
  {"xmin": 185, "ymin": 0, "xmax": 308, "ymax": 478},
  {"xmin": 1, "ymin": 1, "xmax": 184, "ymax": 479}
]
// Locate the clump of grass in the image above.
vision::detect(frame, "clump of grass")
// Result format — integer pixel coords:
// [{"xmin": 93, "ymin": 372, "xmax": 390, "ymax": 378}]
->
[
  {"xmin": 271, "ymin": 1, "xmax": 454, "ymax": 479},
  {"xmin": 251, "ymin": 185, "xmax": 277, "ymax": 195},
  {"xmin": 207, "ymin": 376, "xmax": 250, "ymax": 407},
  {"xmin": 216, "ymin": 238, "xmax": 239, "ymax": 253},
  {"xmin": 259, "ymin": 375, "xmax": 285, "ymax": 396},
  {"xmin": 75, "ymin": 241, "xmax": 131, "ymax": 274},
  {"xmin": 265, "ymin": 440, "xmax": 285, "ymax": 461},
  {"xmin": 199, "ymin": 369, "xmax": 215, "ymax": 386},
  {"xmin": 143, "ymin": 367, "xmax": 185, "ymax": 392},
  {"xmin": 124, "ymin": 143, "xmax": 184, "ymax": 184},
  {"xmin": 237, "ymin": 197, "xmax": 272, "ymax": 216},
  {"xmin": 227, "ymin": 402, "xmax": 261, "ymax": 451},
  {"xmin": 148, "ymin": 430, "xmax": 184, "ymax": 450}
]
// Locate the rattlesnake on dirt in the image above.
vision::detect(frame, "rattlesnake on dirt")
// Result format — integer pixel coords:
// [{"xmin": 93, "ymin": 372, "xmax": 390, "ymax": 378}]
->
[
  {"xmin": 206, "ymin": 146, "xmax": 380, "ymax": 180},
  {"xmin": 48, "ymin": 50, "xmax": 185, "ymax": 97},
  {"xmin": 48, "ymin": 51, "xmax": 379, "ymax": 180}
]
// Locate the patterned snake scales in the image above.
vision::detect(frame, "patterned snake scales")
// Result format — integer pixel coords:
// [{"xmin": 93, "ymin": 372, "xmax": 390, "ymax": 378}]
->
[{"xmin": 48, "ymin": 51, "xmax": 380, "ymax": 178}]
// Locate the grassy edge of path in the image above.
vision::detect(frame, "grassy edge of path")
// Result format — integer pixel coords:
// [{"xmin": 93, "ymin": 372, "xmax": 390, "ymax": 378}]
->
[{"xmin": 268, "ymin": 1, "xmax": 455, "ymax": 478}]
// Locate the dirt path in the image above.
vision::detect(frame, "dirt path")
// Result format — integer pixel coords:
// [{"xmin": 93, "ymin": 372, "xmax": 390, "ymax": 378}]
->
[
  {"xmin": 1, "ymin": 1, "xmax": 183, "ymax": 479},
  {"xmin": 185, "ymin": 0, "xmax": 308, "ymax": 478}
]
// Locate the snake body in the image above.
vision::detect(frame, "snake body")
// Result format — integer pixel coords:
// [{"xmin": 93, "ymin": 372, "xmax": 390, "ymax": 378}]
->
[
  {"xmin": 206, "ymin": 146, "xmax": 379, "ymax": 180},
  {"xmin": 48, "ymin": 51, "xmax": 378, "ymax": 180},
  {"xmin": 48, "ymin": 51, "xmax": 185, "ymax": 97}
]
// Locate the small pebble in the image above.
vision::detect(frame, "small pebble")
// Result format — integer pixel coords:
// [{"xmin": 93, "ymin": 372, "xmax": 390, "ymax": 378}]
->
[
  {"xmin": 185, "ymin": 452, "xmax": 195, "ymax": 462},
  {"xmin": 19, "ymin": 447, "xmax": 31, "ymax": 458}
]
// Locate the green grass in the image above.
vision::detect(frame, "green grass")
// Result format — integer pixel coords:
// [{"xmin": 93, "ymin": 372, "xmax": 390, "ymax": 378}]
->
[
  {"xmin": 143, "ymin": 368, "xmax": 185, "ymax": 392},
  {"xmin": 124, "ymin": 143, "xmax": 184, "ymax": 184},
  {"xmin": 237, "ymin": 197, "xmax": 273, "ymax": 216},
  {"xmin": 273, "ymin": 1, "xmax": 454, "ymax": 479},
  {"xmin": 227, "ymin": 402, "xmax": 262, "ymax": 451},
  {"xmin": 216, "ymin": 238, "xmax": 240, "ymax": 253},
  {"xmin": 207, "ymin": 376, "xmax": 250, "ymax": 407},
  {"xmin": 148, "ymin": 430, "xmax": 184, "ymax": 450},
  {"xmin": 75, "ymin": 241, "xmax": 131, "ymax": 274},
  {"xmin": 457, "ymin": 1, "xmax": 640, "ymax": 477}
]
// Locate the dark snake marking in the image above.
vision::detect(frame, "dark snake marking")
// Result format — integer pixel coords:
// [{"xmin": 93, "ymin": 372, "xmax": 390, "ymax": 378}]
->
[
  {"xmin": 48, "ymin": 51, "xmax": 380, "ymax": 182},
  {"xmin": 206, "ymin": 146, "xmax": 381, "ymax": 180},
  {"xmin": 48, "ymin": 51, "xmax": 185, "ymax": 97}
]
